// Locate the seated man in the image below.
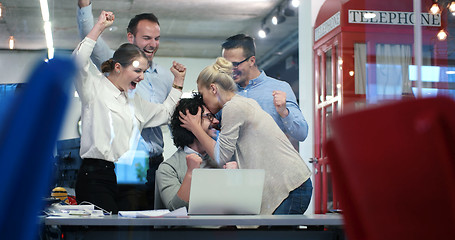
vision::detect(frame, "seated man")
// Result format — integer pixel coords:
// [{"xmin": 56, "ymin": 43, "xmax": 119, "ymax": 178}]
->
[{"xmin": 156, "ymin": 93, "xmax": 236, "ymax": 210}]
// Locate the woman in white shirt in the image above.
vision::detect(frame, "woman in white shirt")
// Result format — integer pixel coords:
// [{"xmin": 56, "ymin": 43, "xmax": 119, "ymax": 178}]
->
[
  {"xmin": 179, "ymin": 57, "xmax": 312, "ymax": 215},
  {"xmin": 73, "ymin": 11, "xmax": 185, "ymax": 213}
]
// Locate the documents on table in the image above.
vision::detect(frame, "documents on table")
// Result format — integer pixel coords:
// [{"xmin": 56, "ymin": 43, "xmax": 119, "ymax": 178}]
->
[
  {"xmin": 45, "ymin": 204, "xmax": 105, "ymax": 217},
  {"xmin": 118, "ymin": 207, "xmax": 188, "ymax": 218}
]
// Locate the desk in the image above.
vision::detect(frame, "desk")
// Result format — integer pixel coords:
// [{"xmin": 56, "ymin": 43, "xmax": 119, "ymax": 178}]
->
[{"xmin": 43, "ymin": 214, "xmax": 344, "ymax": 240}]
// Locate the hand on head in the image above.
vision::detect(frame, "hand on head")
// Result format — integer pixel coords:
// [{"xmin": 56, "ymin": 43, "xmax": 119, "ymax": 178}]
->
[
  {"xmin": 272, "ymin": 90, "xmax": 289, "ymax": 118},
  {"xmin": 179, "ymin": 107, "xmax": 202, "ymax": 134}
]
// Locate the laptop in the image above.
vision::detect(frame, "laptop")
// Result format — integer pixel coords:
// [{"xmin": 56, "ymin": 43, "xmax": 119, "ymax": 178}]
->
[{"xmin": 188, "ymin": 169, "xmax": 265, "ymax": 215}]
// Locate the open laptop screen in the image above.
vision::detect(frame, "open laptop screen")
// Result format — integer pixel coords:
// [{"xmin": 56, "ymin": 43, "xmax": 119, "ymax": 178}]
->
[{"xmin": 188, "ymin": 169, "xmax": 265, "ymax": 215}]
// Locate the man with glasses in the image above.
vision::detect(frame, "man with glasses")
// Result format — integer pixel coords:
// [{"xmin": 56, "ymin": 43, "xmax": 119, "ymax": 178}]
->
[
  {"xmin": 156, "ymin": 93, "xmax": 236, "ymax": 210},
  {"xmin": 221, "ymin": 34, "xmax": 308, "ymax": 143}
]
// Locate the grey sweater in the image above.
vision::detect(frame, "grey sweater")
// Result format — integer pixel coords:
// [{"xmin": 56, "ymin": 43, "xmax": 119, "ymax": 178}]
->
[
  {"xmin": 156, "ymin": 148, "xmax": 217, "ymax": 210},
  {"xmin": 217, "ymin": 94, "xmax": 311, "ymax": 214}
]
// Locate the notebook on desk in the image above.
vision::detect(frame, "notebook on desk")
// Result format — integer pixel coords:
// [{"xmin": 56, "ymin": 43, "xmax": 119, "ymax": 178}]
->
[{"xmin": 188, "ymin": 169, "xmax": 265, "ymax": 215}]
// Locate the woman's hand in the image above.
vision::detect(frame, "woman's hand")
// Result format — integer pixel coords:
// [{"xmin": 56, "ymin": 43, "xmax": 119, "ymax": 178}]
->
[
  {"xmin": 171, "ymin": 61, "xmax": 186, "ymax": 89},
  {"xmin": 87, "ymin": 11, "xmax": 114, "ymax": 41},
  {"xmin": 179, "ymin": 107, "xmax": 202, "ymax": 133},
  {"xmin": 97, "ymin": 10, "xmax": 115, "ymax": 30}
]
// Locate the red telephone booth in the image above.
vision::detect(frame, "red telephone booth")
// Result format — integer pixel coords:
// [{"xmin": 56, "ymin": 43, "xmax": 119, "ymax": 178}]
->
[{"xmin": 313, "ymin": 0, "xmax": 450, "ymax": 213}]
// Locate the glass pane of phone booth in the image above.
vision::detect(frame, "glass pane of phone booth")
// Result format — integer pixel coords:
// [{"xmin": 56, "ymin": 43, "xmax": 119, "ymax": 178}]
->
[{"xmin": 313, "ymin": 40, "xmax": 340, "ymax": 213}]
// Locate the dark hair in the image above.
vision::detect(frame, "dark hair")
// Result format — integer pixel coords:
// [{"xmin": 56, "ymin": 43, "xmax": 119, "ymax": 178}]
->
[
  {"xmin": 127, "ymin": 13, "xmax": 160, "ymax": 36},
  {"xmin": 221, "ymin": 34, "xmax": 256, "ymax": 58},
  {"xmin": 170, "ymin": 93, "xmax": 205, "ymax": 149},
  {"xmin": 100, "ymin": 43, "xmax": 148, "ymax": 73}
]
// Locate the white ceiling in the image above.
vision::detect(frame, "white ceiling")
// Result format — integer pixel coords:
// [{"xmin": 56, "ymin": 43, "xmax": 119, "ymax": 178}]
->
[{"xmin": 0, "ymin": 0, "xmax": 300, "ymax": 67}]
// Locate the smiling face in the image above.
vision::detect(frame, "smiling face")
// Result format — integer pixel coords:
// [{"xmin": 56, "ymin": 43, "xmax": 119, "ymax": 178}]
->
[
  {"xmin": 127, "ymin": 20, "xmax": 160, "ymax": 62},
  {"xmin": 201, "ymin": 105, "xmax": 219, "ymax": 138},
  {"xmin": 114, "ymin": 57, "xmax": 148, "ymax": 91},
  {"xmin": 222, "ymin": 47, "xmax": 253, "ymax": 87}
]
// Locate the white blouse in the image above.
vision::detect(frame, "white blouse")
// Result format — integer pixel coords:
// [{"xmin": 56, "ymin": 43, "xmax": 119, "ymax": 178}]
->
[{"xmin": 73, "ymin": 37, "xmax": 181, "ymax": 162}]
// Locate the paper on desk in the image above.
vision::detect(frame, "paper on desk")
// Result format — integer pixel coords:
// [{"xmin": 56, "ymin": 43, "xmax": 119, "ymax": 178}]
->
[{"xmin": 118, "ymin": 207, "xmax": 187, "ymax": 218}]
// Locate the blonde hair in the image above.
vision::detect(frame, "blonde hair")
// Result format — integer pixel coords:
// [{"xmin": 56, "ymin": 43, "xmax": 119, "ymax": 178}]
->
[{"xmin": 197, "ymin": 57, "xmax": 237, "ymax": 92}]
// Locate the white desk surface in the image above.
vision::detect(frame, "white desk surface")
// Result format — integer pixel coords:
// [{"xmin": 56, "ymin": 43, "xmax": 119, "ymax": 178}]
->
[{"xmin": 44, "ymin": 214, "xmax": 343, "ymax": 226}]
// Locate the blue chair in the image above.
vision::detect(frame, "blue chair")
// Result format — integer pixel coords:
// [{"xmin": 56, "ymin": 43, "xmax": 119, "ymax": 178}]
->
[{"xmin": 0, "ymin": 56, "xmax": 76, "ymax": 240}]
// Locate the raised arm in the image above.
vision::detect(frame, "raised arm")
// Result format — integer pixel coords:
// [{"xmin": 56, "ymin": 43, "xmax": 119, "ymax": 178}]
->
[
  {"xmin": 86, "ymin": 11, "xmax": 114, "ymax": 42},
  {"xmin": 176, "ymin": 154, "xmax": 202, "ymax": 203},
  {"xmin": 273, "ymin": 87, "xmax": 309, "ymax": 141},
  {"xmin": 72, "ymin": 11, "xmax": 114, "ymax": 102},
  {"xmin": 77, "ymin": 0, "xmax": 115, "ymax": 68}
]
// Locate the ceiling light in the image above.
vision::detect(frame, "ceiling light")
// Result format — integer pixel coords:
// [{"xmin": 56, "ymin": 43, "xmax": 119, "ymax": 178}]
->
[
  {"xmin": 272, "ymin": 16, "xmax": 278, "ymax": 25},
  {"xmin": 271, "ymin": 12, "xmax": 286, "ymax": 25},
  {"xmin": 44, "ymin": 22, "xmax": 53, "ymax": 48},
  {"xmin": 283, "ymin": 7, "xmax": 295, "ymax": 17},
  {"xmin": 437, "ymin": 29, "xmax": 448, "ymax": 41},
  {"xmin": 271, "ymin": 16, "xmax": 278, "ymax": 25},
  {"xmin": 39, "ymin": 0, "xmax": 49, "ymax": 22},
  {"xmin": 40, "ymin": 0, "xmax": 54, "ymax": 59},
  {"xmin": 258, "ymin": 26, "xmax": 270, "ymax": 39},
  {"xmin": 9, "ymin": 36, "xmax": 14, "ymax": 49},
  {"xmin": 0, "ymin": 3, "xmax": 3, "ymax": 19},
  {"xmin": 291, "ymin": 0, "xmax": 300, "ymax": 8}
]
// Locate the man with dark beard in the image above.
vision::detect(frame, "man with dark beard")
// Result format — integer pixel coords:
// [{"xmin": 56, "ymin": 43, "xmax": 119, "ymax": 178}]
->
[{"xmin": 156, "ymin": 93, "xmax": 236, "ymax": 210}]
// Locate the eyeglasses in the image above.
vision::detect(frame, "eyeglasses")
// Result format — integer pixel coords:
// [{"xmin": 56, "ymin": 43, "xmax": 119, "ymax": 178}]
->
[
  {"xmin": 231, "ymin": 56, "xmax": 252, "ymax": 67},
  {"xmin": 202, "ymin": 113, "xmax": 215, "ymax": 122}
]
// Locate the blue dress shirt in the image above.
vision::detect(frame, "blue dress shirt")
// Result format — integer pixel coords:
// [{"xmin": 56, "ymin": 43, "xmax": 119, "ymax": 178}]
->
[{"xmin": 237, "ymin": 71, "xmax": 308, "ymax": 141}]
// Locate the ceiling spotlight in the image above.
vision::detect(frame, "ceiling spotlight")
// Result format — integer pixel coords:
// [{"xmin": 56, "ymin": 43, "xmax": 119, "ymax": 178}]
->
[
  {"xmin": 271, "ymin": 12, "xmax": 286, "ymax": 25},
  {"xmin": 258, "ymin": 26, "xmax": 270, "ymax": 39},
  {"xmin": 272, "ymin": 16, "xmax": 278, "ymax": 25},
  {"xmin": 9, "ymin": 36, "xmax": 15, "ymax": 49},
  {"xmin": 437, "ymin": 29, "xmax": 448, "ymax": 41},
  {"xmin": 291, "ymin": 0, "xmax": 300, "ymax": 8},
  {"xmin": 283, "ymin": 7, "xmax": 295, "ymax": 17}
]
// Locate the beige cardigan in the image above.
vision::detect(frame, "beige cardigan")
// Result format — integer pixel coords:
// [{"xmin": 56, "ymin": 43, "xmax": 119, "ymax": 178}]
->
[{"xmin": 216, "ymin": 94, "xmax": 311, "ymax": 214}]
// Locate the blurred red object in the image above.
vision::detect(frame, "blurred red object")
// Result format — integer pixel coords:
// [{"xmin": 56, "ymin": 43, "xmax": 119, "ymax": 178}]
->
[
  {"xmin": 67, "ymin": 196, "xmax": 78, "ymax": 205},
  {"xmin": 326, "ymin": 96, "xmax": 455, "ymax": 240}
]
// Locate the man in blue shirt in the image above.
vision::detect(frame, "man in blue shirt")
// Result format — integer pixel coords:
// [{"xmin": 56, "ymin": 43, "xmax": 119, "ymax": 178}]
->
[
  {"xmin": 221, "ymin": 34, "xmax": 308, "ymax": 142},
  {"xmin": 77, "ymin": 0, "xmax": 185, "ymax": 209}
]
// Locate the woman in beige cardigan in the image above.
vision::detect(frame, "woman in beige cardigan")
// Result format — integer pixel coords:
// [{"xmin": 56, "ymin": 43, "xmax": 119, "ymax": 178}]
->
[{"xmin": 179, "ymin": 57, "xmax": 312, "ymax": 215}]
